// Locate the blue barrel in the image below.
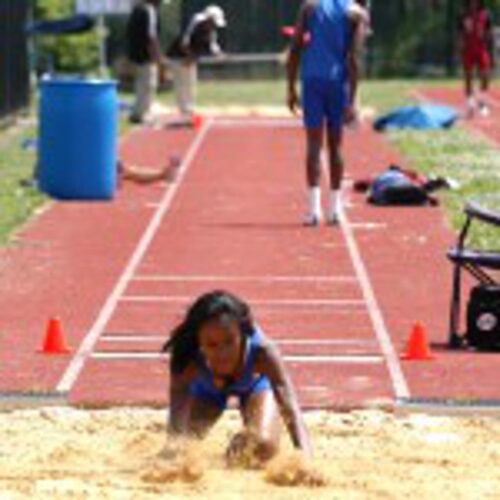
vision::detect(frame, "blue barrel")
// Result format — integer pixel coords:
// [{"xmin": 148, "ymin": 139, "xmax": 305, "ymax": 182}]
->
[{"xmin": 38, "ymin": 77, "xmax": 118, "ymax": 200}]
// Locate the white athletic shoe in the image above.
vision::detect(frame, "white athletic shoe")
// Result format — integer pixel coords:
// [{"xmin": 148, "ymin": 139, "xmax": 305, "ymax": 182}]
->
[
  {"xmin": 303, "ymin": 212, "xmax": 322, "ymax": 227},
  {"xmin": 479, "ymin": 103, "xmax": 491, "ymax": 117},
  {"xmin": 465, "ymin": 97, "xmax": 476, "ymax": 118},
  {"xmin": 327, "ymin": 213, "xmax": 340, "ymax": 226}
]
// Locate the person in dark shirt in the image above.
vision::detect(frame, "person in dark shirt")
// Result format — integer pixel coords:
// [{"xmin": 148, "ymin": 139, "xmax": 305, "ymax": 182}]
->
[
  {"xmin": 126, "ymin": 0, "xmax": 165, "ymax": 124},
  {"xmin": 166, "ymin": 5, "xmax": 227, "ymax": 121}
]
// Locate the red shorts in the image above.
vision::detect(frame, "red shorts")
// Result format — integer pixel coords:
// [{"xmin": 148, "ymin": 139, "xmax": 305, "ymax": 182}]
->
[{"xmin": 462, "ymin": 46, "xmax": 491, "ymax": 72}]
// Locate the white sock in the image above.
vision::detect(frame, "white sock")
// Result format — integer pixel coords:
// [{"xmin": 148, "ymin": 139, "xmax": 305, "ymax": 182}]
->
[
  {"xmin": 329, "ymin": 190, "xmax": 342, "ymax": 218},
  {"xmin": 309, "ymin": 187, "xmax": 322, "ymax": 216}
]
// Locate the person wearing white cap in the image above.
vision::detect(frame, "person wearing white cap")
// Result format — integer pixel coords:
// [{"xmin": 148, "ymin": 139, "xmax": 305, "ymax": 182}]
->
[{"xmin": 167, "ymin": 5, "xmax": 227, "ymax": 122}]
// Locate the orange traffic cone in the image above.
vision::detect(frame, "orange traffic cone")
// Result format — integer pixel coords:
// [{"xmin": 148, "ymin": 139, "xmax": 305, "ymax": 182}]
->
[
  {"xmin": 40, "ymin": 317, "xmax": 71, "ymax": 354},
  {"xmin": 192, "ymin": 113, "xmax": 204, "ymax": 129},
  {"xmin": 401, "ymin": 322, "xmax": 435, "ymax": 361}
]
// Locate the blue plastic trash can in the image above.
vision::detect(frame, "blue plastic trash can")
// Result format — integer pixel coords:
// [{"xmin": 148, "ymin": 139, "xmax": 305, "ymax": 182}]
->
[{"xmin": 38, "ymin": 77, "xmax": 118, "ymax": 200}]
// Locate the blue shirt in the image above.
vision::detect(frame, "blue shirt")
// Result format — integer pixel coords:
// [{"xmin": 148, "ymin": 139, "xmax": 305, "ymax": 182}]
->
[
  {"xmin": 189, "ymin": 326, "xmax": 272, "ymax": 408},
  {"xmin": 301, "ymin": 0, "xmax": 352, "ymax": 81}
]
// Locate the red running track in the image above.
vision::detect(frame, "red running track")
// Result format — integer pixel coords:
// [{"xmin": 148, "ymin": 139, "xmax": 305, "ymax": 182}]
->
[{"xmin": 1, "ymin": 115, "xmax": 500, "ymax": 410}]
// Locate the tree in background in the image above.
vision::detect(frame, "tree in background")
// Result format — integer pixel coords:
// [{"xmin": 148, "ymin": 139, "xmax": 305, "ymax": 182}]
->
[{"xmin": 35, "ymin": 0, "xmax": 99, "ymax": 73}]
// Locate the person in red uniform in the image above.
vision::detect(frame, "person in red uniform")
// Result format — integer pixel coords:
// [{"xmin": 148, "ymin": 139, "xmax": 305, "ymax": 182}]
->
[{"xmin": 458, "ymin": 0, "xmax": 494, "ymax": 117}]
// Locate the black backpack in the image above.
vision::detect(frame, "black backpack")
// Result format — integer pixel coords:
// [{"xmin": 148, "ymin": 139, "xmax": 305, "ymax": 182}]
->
[{"xmin": 368, "ymin": 166, "xmax": 430, "ymax": 206}]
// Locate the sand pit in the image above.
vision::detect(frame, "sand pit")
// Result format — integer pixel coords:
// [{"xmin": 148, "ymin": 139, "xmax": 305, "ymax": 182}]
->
[{"xmin": 1, "ymin": 407, "xmax": 500, "ymax": 499}]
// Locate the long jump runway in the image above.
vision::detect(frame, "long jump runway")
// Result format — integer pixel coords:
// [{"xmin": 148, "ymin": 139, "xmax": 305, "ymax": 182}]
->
[
  {"xmin": 65, "ymin": 118, "xmax": 406, "ymax": 409},
  {"xmin": 2, "ymin": 115, "xmax": 500, "ymax": 410}
]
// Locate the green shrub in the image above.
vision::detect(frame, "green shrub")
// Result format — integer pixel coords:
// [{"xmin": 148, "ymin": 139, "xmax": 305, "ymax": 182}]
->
[{"xmin": 35, "ymin": 0, "xmax": 99, "ymax": 74}]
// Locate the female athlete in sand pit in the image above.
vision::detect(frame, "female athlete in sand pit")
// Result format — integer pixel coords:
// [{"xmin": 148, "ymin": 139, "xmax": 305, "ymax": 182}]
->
[{"xmin": 162, "ymin": 290, "xmax": 312, "ymax": 465}]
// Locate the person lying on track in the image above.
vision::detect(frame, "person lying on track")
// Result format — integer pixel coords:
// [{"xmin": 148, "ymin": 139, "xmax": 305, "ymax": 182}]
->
[{"xmin": 117, "ymin": 156, "xmax": 181, "ymax": 185}]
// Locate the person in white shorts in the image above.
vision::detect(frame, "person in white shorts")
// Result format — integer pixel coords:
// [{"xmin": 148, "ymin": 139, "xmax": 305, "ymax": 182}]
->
[{"xmin": 166, "ymin": 5, "xmax": 227, "ymax": 121}]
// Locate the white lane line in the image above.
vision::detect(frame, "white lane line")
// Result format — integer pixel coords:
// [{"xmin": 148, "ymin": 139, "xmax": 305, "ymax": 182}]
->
[
  {"xmin": 56, "ymin": 119, "xmax": 213, "ymax": 394},
  {"xmin": 277, "ymin": 338, "xmax": 377, "ymax": 346},
  {"xmin": 350, "ymin": 222, "xmax": 387, "ymax": 231},
  {"xmin": 90, "ymin": 352, "xmax": 383, "ymax": 363},
  {"xmin": 131, "ymin": 274, "xmax": 358, "ymax": 283},
  {"xmin": 101, "ymin": 336, "xmax": 166, "ymax": 342},
  {"xmin": 99, "ymin": 335, "xmax": 378, "ymax": 346},
  {"xmin": 119, "ymin": 296, "xmax": 365, "ymax": 307},
  {"xmin": 339, "ymin": 210, "xmax": 410, "ymax": 399},
  {"xmin": 214, "ymin": 118, "xmax": 301, "ymax": 128}
]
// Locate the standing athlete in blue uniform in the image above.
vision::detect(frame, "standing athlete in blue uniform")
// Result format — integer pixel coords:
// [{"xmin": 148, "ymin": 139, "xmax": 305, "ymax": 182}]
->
[
  {"xmin": 162, "ymin": 290, "xmax": 312, "ymax": 464},
  {"xmin": 287, "ymin": 0, "xmax": 368, "ymax": 225}
]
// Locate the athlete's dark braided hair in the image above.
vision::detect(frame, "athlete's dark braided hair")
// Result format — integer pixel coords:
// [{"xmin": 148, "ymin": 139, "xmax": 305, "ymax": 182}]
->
[{"xmin": 162, "ymin": 290, "xmax": 255, "ymax": 374}]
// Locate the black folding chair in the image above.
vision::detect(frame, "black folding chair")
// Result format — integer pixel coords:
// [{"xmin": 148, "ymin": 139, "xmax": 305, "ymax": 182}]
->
[{"xmin": 447, "ymin": 198, "xmax": 500, "ymax": 348}]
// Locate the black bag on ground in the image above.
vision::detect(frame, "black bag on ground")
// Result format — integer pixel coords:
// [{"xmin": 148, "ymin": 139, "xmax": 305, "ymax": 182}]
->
[
  {"xmin": 466, "ymin": 285, "xmax": 500, "ymax": 351},
  {"xmin": 368, "ymin": 166, "xmax": 430, "ymax": 206}
]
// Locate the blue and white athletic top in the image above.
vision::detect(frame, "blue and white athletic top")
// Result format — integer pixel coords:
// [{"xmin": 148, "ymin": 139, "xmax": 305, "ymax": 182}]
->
[
  {"xmin": 301, "ymin": 0, "xmax": 353, "ymax": 81},
  {"xmin": 189, "ymin": 326, "xmax": 272, "ymax": 409}
]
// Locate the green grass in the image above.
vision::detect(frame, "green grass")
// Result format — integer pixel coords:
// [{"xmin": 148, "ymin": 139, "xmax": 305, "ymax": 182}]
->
[
  {"xmin": 364, "ymin": 80, "xmax": 500, "ymax": 250},
  {"xmin": 0, "ymin": 111, "xmax": 131, "ymax": 247},
  {"xmin": 0, "ymin": 125, "xmax": 46, "ymax": 245},
  {"xmin": 151, "ymin": 79, "xmax": 289, "ymax": 109},
  {"xmin": 389, "ymin": 127, "xmax": 500, "ymax": 249}
]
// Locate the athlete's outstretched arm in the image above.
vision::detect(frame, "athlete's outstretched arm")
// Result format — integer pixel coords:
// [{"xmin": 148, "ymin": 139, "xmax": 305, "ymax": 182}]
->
[
  {"xmin": 346, "ymin": 6, "xmax": 367, "ymax": 122},
  {"xmin": 168, "ymin": 372, "xmax": 193, "ymax": 434},
  {"xmin": 256, "ymin": 343, "xmax": 312, "ymax": 457},
  {"xmin": 286, "ymin": 1, "xmax": 313, "ymax": 114}
]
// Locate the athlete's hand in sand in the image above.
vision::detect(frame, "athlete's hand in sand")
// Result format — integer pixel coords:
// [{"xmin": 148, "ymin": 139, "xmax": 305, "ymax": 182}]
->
[
  {"xmin": 157, "ymin": 441, "xmax": 181, "ymax": 461},
  {"xmin": 225, "ymin": 431, "xmax": 249, "ymax": 466}
]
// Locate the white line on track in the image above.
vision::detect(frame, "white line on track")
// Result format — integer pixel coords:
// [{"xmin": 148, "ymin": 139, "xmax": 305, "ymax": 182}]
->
[
  {"xmin": 350, "ymin": 222, "xmax": 387, "ymax": 231},
  {"xmin": 319, "ymin": 152, "xmax": 410, "ymax": 398},
  {"xmin": 119, "ymin": 296, "xmax": 365, "ymax": 307},
  {"xmin": 339, "ymin": 210, "xmax": 410, "ymax": 399},
  {"xmin": 90, "ymin": 352, "xmax": 383, "ymax": 363},
  {"xmin": 131, "ymin": 274, "xmax": 358, "ymax": 283},
  {"xmin": 101, "ymin": 336, "xmax": 166, "ymax": 342},
  {"xmin": 99, "ymin": 335, "xmax": 378, "ymax": 346},
  {"xmin": 56, "ymin": 119, "xmax": 213, "ymax": 394},
  {"xmin": 214, "ymin": 118, "xmax": 301, "ymax": 128}
]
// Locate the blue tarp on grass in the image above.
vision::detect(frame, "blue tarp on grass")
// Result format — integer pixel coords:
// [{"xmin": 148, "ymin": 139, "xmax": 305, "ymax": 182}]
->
[{"xmin": 374, "ymin": 104, "xmax": 459, "ymax": 131}]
